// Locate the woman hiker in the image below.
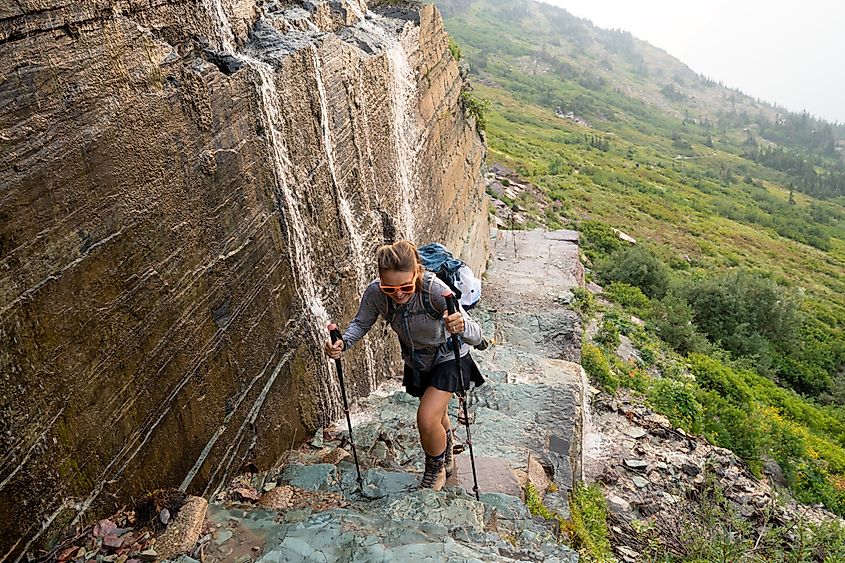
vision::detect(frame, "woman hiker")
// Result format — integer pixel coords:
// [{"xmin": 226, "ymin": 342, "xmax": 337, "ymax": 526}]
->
[{"xmin": 324, "ymin": 240, "xmax": 485, "ymax": 491}]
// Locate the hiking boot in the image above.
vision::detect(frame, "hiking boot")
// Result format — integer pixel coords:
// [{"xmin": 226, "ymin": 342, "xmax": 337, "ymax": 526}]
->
[
  {"xmin": 420, "ymin": 451, "xmax": 446, "ymax": 491},
  {"xmin": 444, "ymin": 429, "xmax": 455, "ymax": 477}
]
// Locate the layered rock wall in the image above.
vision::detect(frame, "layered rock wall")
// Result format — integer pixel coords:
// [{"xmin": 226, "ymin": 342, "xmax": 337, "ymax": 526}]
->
[{"xmin": 0, "ymin": 0, "xmax": 487, "ymax": 555}]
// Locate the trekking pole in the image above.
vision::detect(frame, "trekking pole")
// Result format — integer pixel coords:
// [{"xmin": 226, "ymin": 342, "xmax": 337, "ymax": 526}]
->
[
  {"xmin": 328, "ymin": 323, "xmax": 364, "ymax": 490},
  {"xmin": 444, "ymin": 293, "xmax": 481, "ymax": 501}
]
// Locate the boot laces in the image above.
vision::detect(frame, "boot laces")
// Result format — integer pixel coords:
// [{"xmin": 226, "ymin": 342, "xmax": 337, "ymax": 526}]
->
[{"xmin": 421, "ymin": 455, "xmax": 444, "ymax": 487}]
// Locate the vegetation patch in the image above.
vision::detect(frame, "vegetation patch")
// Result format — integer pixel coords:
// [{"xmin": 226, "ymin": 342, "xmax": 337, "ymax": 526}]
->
[{"xmin": 565, "ymin": 484, "xmax": 613, "ymax": 562}]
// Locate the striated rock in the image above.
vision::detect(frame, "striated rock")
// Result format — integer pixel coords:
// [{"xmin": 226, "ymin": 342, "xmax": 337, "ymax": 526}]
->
[{"xmin": 0, "ymin": 0, "xmax": 487, "ymax": 555}]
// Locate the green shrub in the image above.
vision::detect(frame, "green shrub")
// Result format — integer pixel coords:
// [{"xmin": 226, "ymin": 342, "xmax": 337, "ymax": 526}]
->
[
  {"xmin": 688, "ymin": 354, "xmax": 753, "ymax": 407},
  {"xmin": 582, "ymin": 343, "xmax": 619, "ymax": 392},
  {"xmin": 447, "ymin": 36, "xmax": 462, "ymax": 61},
  {"xmin": 460, "ymin": 89, "xmax": 490, "ymax": 131},
  {"xmin": 571, "ymin": 286, "xmax": 596, "ymax": 320},
  {"xmin": 647, "ymin": 377, "xmax": 702, "ymax": 433},
  {"xmin": 681, "ymin": 270, "xmax": 802, "ymax": 360},
  {"xmin": 594, "ymin": 318, "xmax": 620, "ymax": 349},
  {"xmin": 578, "ymin": 220, "xmax": 625, "ymax": 262},
  {"xmin": 525, "ymin": 482, "xmax": 558, "ymax": 522},
  {"xmin": 604, "ymin": 282, "xmax": 650, "ymax": 313},
  {"xmin": 627, "ymin": 325, "xmax": 661, "ymax": 366},
  {"xmin": 697, "ymin": 390, "xmax": 764, "ymax": 469},
  {"xmin": 597, "ymin": 245, "xmax": 670, "ymax": 299},
  {"xmin": 647, "ymin": 294, "xmax": 708, "ymax": 355}
]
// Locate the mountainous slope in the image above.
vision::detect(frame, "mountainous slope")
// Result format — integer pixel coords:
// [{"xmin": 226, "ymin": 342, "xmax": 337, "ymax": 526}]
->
[{"xmin": 436, "ymin": 0, "xmax": 845, "ymax": 533}]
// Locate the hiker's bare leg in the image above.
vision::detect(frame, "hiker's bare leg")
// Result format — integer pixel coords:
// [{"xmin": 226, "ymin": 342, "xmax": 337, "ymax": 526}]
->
[
  {"xmin": 418, "ymin": 387, "xmax": 452, "ymax": 456},
  {"xmin": 441, "ymin": 408, "xmax": 452, "ymax": 433}
]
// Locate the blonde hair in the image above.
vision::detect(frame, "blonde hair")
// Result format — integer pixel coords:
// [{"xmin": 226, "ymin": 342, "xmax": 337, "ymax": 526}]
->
[{"xmin": 376, "ymin": 240, "xmax": 424, "ymax": 290}]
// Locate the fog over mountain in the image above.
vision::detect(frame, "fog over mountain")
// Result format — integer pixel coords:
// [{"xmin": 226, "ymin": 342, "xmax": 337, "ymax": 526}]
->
[{"xmin": 541, "ymin": 0, "xmax": 845, "ymax": 124}]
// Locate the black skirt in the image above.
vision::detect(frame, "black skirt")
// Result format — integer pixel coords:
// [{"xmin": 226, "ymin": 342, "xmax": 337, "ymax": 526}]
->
[{"xmin": 403, "ymin": 352, "xmax": 485, "ymax": 398}]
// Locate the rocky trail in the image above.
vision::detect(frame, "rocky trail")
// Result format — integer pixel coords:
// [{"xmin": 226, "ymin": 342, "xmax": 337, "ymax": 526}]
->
[
  {"xmin": 40, "ymin": 229, "xmax": 587, "ymax": 562},
  {"xmin": 36, "ymin": 227, "xmax": 845, "ymax": 562},
  {"xmin": 193, "ymin": 229, "xmax": 587, "ymax": 562}
]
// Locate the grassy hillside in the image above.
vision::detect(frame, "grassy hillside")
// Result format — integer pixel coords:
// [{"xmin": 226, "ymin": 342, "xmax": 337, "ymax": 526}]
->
[{"xmin": 437, "ymin": 0, "xmax": 845, "ymax": 523}]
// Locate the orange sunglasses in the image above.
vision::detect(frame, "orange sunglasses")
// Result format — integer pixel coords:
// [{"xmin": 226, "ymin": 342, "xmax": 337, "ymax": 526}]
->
[{"xmin": 379, "ymin": 273, "xmax": 417, "ymax": 295}]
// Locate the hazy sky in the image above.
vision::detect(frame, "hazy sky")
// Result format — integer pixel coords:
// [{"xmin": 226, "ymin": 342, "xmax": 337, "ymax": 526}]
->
[{"xmin": 540, "ymin": 0, "xmax": 845, "ymax": 124}]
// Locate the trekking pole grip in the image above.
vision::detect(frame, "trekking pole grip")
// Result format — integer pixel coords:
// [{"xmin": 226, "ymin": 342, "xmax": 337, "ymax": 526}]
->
[
  {"xmin": 445, "ymin": 293, "xmax": 457, "ymax": 316},
  {"xmin": 328, "ymin": 324, "xmax": 342, "ymax": 346}
]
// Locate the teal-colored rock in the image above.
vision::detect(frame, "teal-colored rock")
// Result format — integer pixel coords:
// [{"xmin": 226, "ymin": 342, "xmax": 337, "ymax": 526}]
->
[
  {"xmin": 280, "ymin": 463, "xmax": 337, "ymax": 491},
  {"xmin": 283, "ymin": 508, "xmax": 313, "ymax": 523}
]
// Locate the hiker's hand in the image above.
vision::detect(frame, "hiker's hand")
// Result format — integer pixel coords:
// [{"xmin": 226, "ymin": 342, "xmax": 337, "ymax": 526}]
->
[
  {"xmin": 443, "ymin": 310, "xmax": 464, "ymax": 334},
  {"xmin": 325, "ymin": 339, "xmax": 344, "ymax": 360}
]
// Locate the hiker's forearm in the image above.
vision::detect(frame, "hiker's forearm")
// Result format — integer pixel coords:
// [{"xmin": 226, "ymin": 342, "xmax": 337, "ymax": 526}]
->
[{"xmin": 342, "ymin": 288, "xmax": 379, "ymax": 349}]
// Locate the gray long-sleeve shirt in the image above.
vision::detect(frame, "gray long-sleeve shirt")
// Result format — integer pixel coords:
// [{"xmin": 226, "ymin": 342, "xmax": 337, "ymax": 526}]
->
[{"xmin": 342, "ymin": 275, "xmax": 483, "ymax": 371}]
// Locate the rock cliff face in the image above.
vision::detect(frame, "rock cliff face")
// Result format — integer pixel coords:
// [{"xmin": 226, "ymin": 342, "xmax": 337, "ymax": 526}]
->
[{"xmin": 0, "ymin": 0, "xmax": 487, "ymax": 555}]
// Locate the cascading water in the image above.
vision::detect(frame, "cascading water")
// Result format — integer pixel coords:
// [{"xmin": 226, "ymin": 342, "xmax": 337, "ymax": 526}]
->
[
  {"xmin": 205, "ymin": 0, "xmax": 237, "ymax": 52},
  {"xmin": 201, "ymin": 0, "xmax": 342, "ymax": 433},
  {"xmin": 201, "ymin": 1, "xmax": 333, "ymax": 343},
  {"xmin": 312, "ymin": 48, "xmax": 379, "ymax": 388},
  {"xmin": 350, "ymin": 7, "xmax": 422, "ymax": 242}
]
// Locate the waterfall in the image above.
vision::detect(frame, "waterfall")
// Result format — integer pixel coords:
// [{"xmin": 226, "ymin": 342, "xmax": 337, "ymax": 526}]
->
[
  {"xmin": 199, "ymin": 2, "xmax": 340, "ymax": 413},
  {"xmin": 201, "ymin": 1, "xmax": 332, "ymax": 342},
  {"xmin": 350, "ymin": 8, "xmax": 422, "ymax": 242},
  {"xmin": 312, "ymin": 48, "xmax": 379, "ymax": 388}
]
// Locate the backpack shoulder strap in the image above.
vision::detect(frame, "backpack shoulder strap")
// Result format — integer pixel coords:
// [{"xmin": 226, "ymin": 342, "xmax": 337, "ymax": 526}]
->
[
  {"xmin": 420, "ymin": 271, "xmax": 444, "ymax": 320},
  {"xmin": 384, "ymin": 291, "xmax": 395, "ymax": 324}
]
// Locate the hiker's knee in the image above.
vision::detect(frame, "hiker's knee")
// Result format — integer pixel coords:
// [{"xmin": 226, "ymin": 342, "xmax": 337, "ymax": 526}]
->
[
  {"xmin": 417, "ymin": 416, "xmax": 446, "ymax": 436},
  {"xmin": 417, "ymin": 407, "xmax": 441, "ymax": 435}
]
